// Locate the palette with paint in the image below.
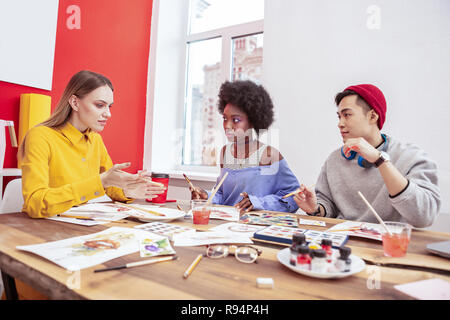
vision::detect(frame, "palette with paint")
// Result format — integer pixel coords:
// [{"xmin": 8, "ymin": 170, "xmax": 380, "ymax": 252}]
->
[
  {"xmin": 240, "ymin": 212, "xmax": 299, "ymax": 227},
  {"xmin": 134, "ymin": 222, "xmax": 196, "ymax": 241},
  {"xmin": 277, "ymin": 247, "xmax": 366, "ymax": 279},
  {"xmin": 252, "ymin": 225, "xmax": 348, "ymax": 248}
]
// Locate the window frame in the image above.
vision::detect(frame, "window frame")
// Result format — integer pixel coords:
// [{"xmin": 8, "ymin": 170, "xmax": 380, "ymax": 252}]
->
[{"xmin": 178, "ymin": 19, "xmax": 264, "ymax": 174}]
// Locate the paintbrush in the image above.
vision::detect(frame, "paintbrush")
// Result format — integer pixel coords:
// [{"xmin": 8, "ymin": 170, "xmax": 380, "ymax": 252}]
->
[
  {"xmin": 57, "ymin": 214, "xmax": 128, "ymax": 224},
  {"xmin": 204, "ymin": 172, "xmax": 228, "ymax": 207},
  {"xmin": 94, "ymin": 255, "xmax": 178, "ymax": 273},
  {"xmin": 282, "ymin": 184, "xmax": 316, "ymax": 199},
  {"xmin": 183, "ymin": 173, "xmax": 196, "ymax": 190},
  {"xmin": 114, "ymin": 202, "xmax": 166, "ymax": 217}
]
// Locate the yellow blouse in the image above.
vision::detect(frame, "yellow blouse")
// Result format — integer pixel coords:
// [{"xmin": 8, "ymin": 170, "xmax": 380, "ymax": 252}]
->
[{"xmin": 20, "ymin": 122, "xmax": 132, "ymax": 218}]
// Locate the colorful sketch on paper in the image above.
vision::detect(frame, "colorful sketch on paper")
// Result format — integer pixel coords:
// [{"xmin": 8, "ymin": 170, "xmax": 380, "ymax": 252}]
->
[
  {"xmin": 326, "ymin": 221, "xmax": 383, "ymax": 241},
  {"xmin": 16, "ymin": 227, "xmax": 151, "ymax": 271},
  {"xmin": 140, "ymin": 237, "xmax": 176, "ymax": 257},
  {"xmin": 240, "ymin": 212, "xmax": 299, "ymax": 227}
]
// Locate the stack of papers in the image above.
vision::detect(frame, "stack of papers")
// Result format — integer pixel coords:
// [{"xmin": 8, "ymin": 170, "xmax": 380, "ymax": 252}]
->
[{"xmin": 47, "ymin": 203, "xmax": 133, "ymax": 226}]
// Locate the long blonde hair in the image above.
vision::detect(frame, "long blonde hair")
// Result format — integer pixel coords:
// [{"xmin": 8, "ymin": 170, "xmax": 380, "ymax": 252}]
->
[{"xmin": 18, "ymin": 70, "xmax": 113, "ymax": 162}]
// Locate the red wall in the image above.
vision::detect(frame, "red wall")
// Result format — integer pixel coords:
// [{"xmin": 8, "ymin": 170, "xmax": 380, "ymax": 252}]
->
[{"xmin": 0, "ymin": 0, "xmax": 153, "ymax": 176}]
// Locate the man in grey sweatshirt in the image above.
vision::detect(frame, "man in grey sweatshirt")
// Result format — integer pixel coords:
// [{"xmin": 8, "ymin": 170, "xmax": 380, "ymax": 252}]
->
[{"xmin": 293, "ymin": 84, "xmax": 440, "ymax": 228}]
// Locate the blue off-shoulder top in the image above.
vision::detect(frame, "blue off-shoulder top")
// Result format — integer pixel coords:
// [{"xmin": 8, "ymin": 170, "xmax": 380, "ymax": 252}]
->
[{"xmin": 207, "ymin": 159, "xmax": 300, "ymax": 213}]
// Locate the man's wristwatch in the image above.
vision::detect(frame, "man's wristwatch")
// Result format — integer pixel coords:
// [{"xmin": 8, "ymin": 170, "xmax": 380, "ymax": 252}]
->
[
  {"xmin": 310, "ymin": 204, "xmax": 322, "ymax": 216},
  {"xmin": 374, "ymin": 151, "xmax": 390, "ymax": 168}
]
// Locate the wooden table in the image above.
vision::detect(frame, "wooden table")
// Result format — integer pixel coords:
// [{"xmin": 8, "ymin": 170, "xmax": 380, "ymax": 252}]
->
[{"xmin": 1, "ymin": 202, "xmax": 449, "ymax": 301}]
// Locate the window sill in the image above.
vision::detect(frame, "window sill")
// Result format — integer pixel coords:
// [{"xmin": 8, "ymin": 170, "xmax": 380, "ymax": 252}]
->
[{"xmin": 157, "ymin": 168, "xmax": 219, "ymax": 182}]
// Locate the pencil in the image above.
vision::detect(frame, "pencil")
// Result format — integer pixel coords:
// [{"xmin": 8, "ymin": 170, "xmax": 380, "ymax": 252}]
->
[
  {"xmin": 183, "ymin": 254, "xmax": 203, "ymax": 279},
  {"xmin": 57, "ymin": 214, "xmax": 128, "ymax": 224},
  {"xmin": 94, "ymin": 255, "xmax": 178, "ymax": 273},
  {"xmin": 183, "ymin": 173, "xmax": 196, "ymax": 190},
  {"xmin": 282, "ymin": 184, "xmax": 316, "ymax": 199},
  {"xmin": 114, "ymin": 202, "xmax": 165, "ymax": 217}
]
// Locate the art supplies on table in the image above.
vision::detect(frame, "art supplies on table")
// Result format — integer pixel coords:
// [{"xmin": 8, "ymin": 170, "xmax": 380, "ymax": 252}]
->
[
  {"xmin": 256, "ymin": 277, "xmax": 274, "ymax": 289},
  {"xmin": 139, "ymin": 236, "xmax": 176, "ymax": 258},
  {"xmin": 277, "ymin": 247, "xmax": 365, "ymax": 279},
  {"xmin": 393, "ymin": 278, "xmax": 450, "ymax": 300},
  {"xmin": 185, "ymin": 206, "xmax": 240, "ymax": 222},
  {"xmin": 47, "ymin": 204, "xmax": 131, "ymax": 226},
  {"xmin": 209, "ymin": 222, "xmax": 267, "ymax": 239},
  {"xmin": 134, "ymin": 222, "xmax": 196, "ymax": 241},
  {"xmin": 298, "ymin": 218, "xmax": 326, "ymax": 227},
  {"xmin": 326, "ymin": 221, "xmax": 383, "ymax": 241},
  {"xmin": 68, "ymin": 203, "xmax": 135, "ymax": 214},
  {"xmin": 252, "ymin": 225, "xmax": 348, "ymax": 248},
  {"xmin": 173, "ymin": 231, "xmax": 253, "ymax": 247},
  {"xmin": 240, "ymin": 212, "xmax": 299, "ymax": 227},
  {"xmin": 16, "ymin": 227, "xmax": 152, "ymax": 271},
  {"xmin": 183, "ymin": 254, "xmax": 203, "ymax": 279},
  {"xmin": 94, "ymin": 255, "xmax": 178, "ymax": 273},
  {"xmin": 121, "ymin": 204, "xmax": 185, "ymax": 222}
]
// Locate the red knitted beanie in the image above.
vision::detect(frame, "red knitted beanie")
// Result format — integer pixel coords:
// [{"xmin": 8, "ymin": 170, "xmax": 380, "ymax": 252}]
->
[{"xmin": 344, "ymin": 84, "xmax": 387, "ymax": 129}]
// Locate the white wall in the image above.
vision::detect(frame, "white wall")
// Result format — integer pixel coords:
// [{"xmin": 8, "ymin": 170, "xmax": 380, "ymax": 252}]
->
[
  {"xmin": 0, "ymin": 0, "xmax": 59, "ymax": 90},
  {"xmin": 263, "ymin": 0, "xmax": 450, "ymax": 215}
]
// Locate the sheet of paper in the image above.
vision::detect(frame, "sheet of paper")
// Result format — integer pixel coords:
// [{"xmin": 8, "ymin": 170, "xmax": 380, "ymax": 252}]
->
[
  {"xmin": 16, "ymin": 227, "xmax": 151, "ymax": 271},
  {"xmin": 47, "ymin": 210, "xmax": 130, "ymax": 226},
  {"xmin": 326, "ymin": 221, "xmax": 383, "ymax": 241},
  {"xmin": 69, "ymin": 203, "xmax": 136, "ymax": 214},
  {"xmin": 394, "ymin": 278, "xmax": 450, "ymax": 300},
  {"xmin": 47, "ymin": 216, "xmax": 107, "ymax": 226},
  {"xmin": 139, "ymin": 236, "xmax": 176, "ymax": 258},
  {"xmin": 298, "ymin": 219, "xmax": 326, "ymax": 227},
  {"xmin": 134, "ymin": 222, "xmax": 196, "ymax": 241},
  {"xmin": 173, "ymin": 231, "xmax": 253, "ymax": 247},
  {"xmin": 209, "ymin": 222, "xmax": 266, "ymax": 238}
]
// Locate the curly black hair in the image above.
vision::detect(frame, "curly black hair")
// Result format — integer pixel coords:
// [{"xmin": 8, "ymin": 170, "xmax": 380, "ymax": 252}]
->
[{"xmin": 218, "ymin": 80, "xmax": 274, "ymax": 133}]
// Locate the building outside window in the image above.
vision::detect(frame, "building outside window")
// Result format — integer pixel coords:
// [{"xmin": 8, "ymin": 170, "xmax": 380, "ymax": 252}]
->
[{"xmin": 182, "ymin": 0, "xmax": 264, "ymax": 168}]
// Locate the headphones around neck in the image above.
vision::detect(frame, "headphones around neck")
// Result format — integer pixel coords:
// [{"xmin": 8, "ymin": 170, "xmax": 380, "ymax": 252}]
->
[{"xmin": 341, "ymin": 134, "xmax": 388, "ymax": 168}]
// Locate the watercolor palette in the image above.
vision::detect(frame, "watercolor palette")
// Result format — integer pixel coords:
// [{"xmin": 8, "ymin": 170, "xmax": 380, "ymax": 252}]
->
[
  {"xmin": 240, "ymin": 212, "xmax": 299, "ymax": 227},
  {"xmin": 253, "ymin": 225, "xmax": 348, "ymax": 248},
  {"xmin": 134, "ymin": 222, "xmax": 196, "ymax": 241}
]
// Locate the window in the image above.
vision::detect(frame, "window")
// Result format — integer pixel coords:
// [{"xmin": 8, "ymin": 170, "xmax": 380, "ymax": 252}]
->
[{"xmin": 181, "ymin": 0, "xmax": 264, "ymax": 169}]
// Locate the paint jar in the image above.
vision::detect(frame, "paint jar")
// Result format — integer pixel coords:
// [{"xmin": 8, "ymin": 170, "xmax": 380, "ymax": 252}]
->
[
  {"xmin": 310, "ymin": 249, "xmax": 328, "ymax": 273},
  {"xmin": 381, "ymin": 222, "xmax": 411, "ymax": 257},
  {"xmin": 289, "ymin": 245, "xmax": 298, "ymax": 266},
  {"xmin": 147, "ymin": 173, "xmax": 169, "ymax": 203},
  {"xmin": 321, "ymin": 239, "xmax": 333, "ymax": 263},
  {"xmin": 292, "ymin": 232, "xmax": 306, "ymax": 247},
  {"xmin": 191, "ymin": 199, "xmax": 211, "ymax": 225},
  {"xmin": 296, "ymin": 245, "xmax": 311, "ymax": 270},
  {"xmin": 335, "ymin": 246, "xmax": 352, "ymax": 272}
]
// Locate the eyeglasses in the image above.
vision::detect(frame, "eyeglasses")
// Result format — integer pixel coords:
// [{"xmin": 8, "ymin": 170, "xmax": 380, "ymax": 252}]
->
[{"xmin": 205, "ymin": 244, "xmax": 262, "ymax": 263}]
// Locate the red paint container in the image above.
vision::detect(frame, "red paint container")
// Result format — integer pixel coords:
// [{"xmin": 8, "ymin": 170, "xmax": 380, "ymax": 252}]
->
[{"xmin": 147, "ymin": 173, "xmax": 169, "ymax": 203}]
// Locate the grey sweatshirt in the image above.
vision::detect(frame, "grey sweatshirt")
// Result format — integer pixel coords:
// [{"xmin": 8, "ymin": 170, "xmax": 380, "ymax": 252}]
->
[{"xmin": 315, "ymin": 135, "xmax": 441, "ymax": 228}]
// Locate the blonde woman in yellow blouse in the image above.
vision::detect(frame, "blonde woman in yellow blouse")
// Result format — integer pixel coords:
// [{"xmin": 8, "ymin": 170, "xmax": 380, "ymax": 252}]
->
[{"xmin": 18, "ymin": 70, "xmax": 164, "ymax": 219}]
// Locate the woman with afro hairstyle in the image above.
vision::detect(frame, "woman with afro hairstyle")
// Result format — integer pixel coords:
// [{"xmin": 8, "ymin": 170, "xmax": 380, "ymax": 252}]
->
[{"xmin": 191, "ymin": 80, "xmax": 300, "ymax": 213}]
